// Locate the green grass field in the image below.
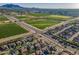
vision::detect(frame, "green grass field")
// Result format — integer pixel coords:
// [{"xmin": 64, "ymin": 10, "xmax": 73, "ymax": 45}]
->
[
  {"xmin": 25, "ymin": 19, "xmax": 61, "ymax": 29},
  {"xmin": 0, "ymin": 23, "xmax": 27, "ymax": 38},
  {"xmin": 17, "ymin": 13, "xmax": 71, "ymax": 29},
  {"xmin": 0, "ymin": 15, "xmax": 8, "ymax": 21}
]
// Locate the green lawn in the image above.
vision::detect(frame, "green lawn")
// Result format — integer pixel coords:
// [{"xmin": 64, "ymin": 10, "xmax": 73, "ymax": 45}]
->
[{"xmin": 0, "ymin": 23, "xmax": 27, "ymax": 38}]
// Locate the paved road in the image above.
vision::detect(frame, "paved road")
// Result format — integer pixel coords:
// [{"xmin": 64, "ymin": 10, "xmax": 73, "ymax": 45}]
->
[
  {"xmin": 0, "ymin": 32, "xmax": 32, "ymax": 45},
  {"xmin": 68, "ymin": 32, "xmax": 79, "ymax": 41},
  {"xmin": 54, "ymin": 25, "xmax": 73, "ymax": 35}
]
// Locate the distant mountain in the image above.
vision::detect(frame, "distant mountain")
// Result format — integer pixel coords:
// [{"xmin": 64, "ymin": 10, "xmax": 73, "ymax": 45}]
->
[
  {"xmin": 0, "ymin": 4, "xmax": 25, "ymax": 10},
  {"xmin": 1, "ymin": 4, "xmax": 22, "ymax": 8}
]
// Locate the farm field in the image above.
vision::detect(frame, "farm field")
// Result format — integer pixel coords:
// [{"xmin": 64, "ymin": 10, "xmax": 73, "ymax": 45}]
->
[
  {"xmin": 0, "ymin": 23, "xmax": 27, "ymax": 39},
  {"xmin": 17, "ymin": 13, "xmax": 71, "ymax": 29}
]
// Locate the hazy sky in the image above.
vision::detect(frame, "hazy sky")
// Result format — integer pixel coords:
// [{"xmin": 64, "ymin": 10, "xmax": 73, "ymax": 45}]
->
[{"xmin": 0, "ymin": 3, "xmax": 79, "ymax": 9}]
